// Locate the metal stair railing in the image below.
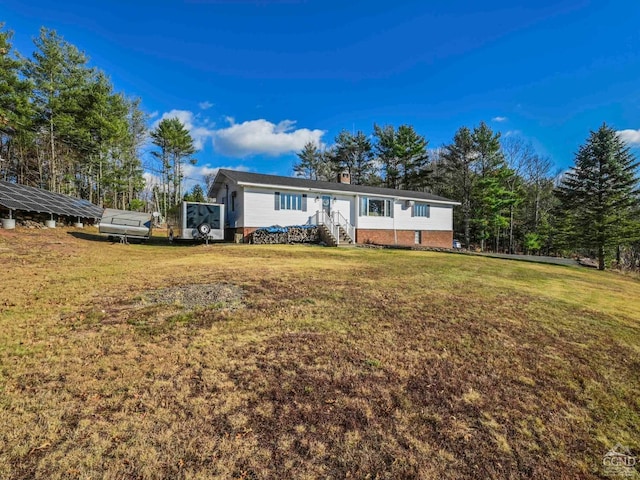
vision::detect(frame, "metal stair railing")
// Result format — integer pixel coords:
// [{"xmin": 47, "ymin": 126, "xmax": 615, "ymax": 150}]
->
[
  {"xmin": 332, "ymin": 211, "xmax": 355, "ymax": 243},
  {"xmin": 315, "ymin": 210, "xmax": 341, "ymax": 245}
]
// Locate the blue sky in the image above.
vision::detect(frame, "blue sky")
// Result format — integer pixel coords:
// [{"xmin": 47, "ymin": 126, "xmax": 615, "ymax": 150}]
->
[{"xmin": 4, "ymin": 0, "xmax": 640, "ymax": 187}]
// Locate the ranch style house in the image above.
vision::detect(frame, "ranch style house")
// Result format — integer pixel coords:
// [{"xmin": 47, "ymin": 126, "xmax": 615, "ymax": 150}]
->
[{"xmin": 209, "ymin": 169, "xmax": 460, "ymax": 247}]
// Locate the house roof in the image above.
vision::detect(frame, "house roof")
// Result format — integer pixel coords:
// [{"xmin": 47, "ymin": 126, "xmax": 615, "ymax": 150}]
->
[{"xmin": 212, "ymin": 169, "xmax": 460, "ymax": 205}]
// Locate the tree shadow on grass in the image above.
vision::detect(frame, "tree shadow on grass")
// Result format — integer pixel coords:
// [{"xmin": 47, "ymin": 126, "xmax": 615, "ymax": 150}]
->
[{"xmin": 66, "ymin": 230, "xmax": 215, "ymax": 247}]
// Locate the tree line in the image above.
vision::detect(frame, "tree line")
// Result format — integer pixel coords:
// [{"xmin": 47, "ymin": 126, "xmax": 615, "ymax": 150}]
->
[
  {"xmin": 0, "ymin": 23, "xmax": 198, "ymax": 217},
  {"xmin": 0, "ymin": 24, "xmax": 148, "ymax": 210},
  {"xmin": 1, "ymin": 24, "xmax": 637, "ymax": 269},
  {"xmin": 295, "ymin": 123, "xmax": 640, "ymax": 269}
]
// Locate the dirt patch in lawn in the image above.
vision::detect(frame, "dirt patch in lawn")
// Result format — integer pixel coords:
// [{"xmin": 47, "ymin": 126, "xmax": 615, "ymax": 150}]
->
[
  {"xmin": 145, "ymin": 282, "xmax": 244, "ymax": 310},
  {"xmin": 60, "ymin": 283, "xmax": 245, "ymax": 337}
]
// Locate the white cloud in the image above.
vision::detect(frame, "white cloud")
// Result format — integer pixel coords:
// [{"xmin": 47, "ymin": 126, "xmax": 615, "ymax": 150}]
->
[
  {"xmin": 143, "ymin": 171, "xmax": 161, "ymax": 187},
  {"xmin": 141, "ymin": 171, "xmax": 164, "ymax": 202},
  {"xmin": 181, "ymin": 164, "xmax": 250, "ymax": 195},
  {"xmin": 150, "ymin": 110, "xmax": 325, "ymax": 158},
  {"xmin": 151, "ymin": 109, "xmax": 215, "ymax": 150},
  {"xmin": 143, "ymin": 164, "xmax": 251, "ymax": 201},
  {"xmin": 213, "ymin": 118, "xmax": 325, "ymax": 157},
  {"xmin": 492, "ymin": 116, "xmax": 508, "ymax": 123},
  {"xmin": 617, "ymin": 129, "xmax": 640, "ymax": 146},
  {"xmin": 504, "ymin": 130, "xmax": 522, "ymax": 137},
  {"xmin": 198, "ymin": 101, "xmax": 214, "ymax": 110},
  {"xmin": 149, "ymin": 111, "xmax": 159, "ymax": 119},
  {"xmin": 182, "ymin": 163, "xmax": 248, "ymax": 180}
]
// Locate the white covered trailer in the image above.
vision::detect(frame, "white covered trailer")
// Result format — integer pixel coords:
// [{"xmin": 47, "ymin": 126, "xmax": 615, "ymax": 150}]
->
[
  {"xmin": 98, "ymin": 208, "xmax": 154, "ymax": 241},
  {"xmin": 168, "ymin": 201, "xmax": 224, "ymax": 242}
]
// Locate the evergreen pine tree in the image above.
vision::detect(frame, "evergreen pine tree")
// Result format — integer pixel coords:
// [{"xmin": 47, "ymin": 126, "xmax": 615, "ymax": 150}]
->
[
  {"xmin": 330, "ymin": 130, "xmax": 375, "ymax": 185},
  {"xmin": 294, "ymin": 141, "xmax": 331, "ymax": 180},
  {"xmin": 373, "ymin": 124, "xmax": 429, "ymax": 190},
  {"xmin": 373, "ymin": 124, "xmax": 400, "ymax": 188},
  {"xmin": 151, "ymin": 117, "xmax": 196, "ymax": 220},
  {"xmin": 394, "ymin": 124, "xmax": 429, "ymax": 190},
  {"xmin": 0, "ymin": 24, "xmax": 34, "ymax": 183},
  {"xmin": 440, "ymin": 126, "xmax": 476, "ymax": 248},
  {"xmin": 471, "ymin": 122, "xmax": 507, "ymax": 251},
  {"xmin": 556, "ymin": 123, "xmax": 640, "ymax": 270},
  {"xmin": 23, "ymin": 28, "xmax": 93, "ymax": 192}
]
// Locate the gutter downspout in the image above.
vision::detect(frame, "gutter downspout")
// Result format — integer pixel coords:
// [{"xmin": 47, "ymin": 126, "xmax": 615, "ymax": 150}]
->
[
  {"xmin": 355, "ymin": 194, "xmax": 361, "ymax": 244},
  {"xmin": 225, "ymin": 184, "xmax": 229, "ymax": 230},
  {"xmin": 393, "ymin": 198, "xmax": 397, "ymax": 245}
]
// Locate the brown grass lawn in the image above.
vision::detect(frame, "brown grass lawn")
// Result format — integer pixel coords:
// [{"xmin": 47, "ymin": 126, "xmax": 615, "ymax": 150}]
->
[{"xmin": 1, "ymin": 227, "xmax": 639, "ymax": 479}]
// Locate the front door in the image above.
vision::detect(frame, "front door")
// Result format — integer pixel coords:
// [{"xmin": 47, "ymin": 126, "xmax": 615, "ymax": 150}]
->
[{"xmin": 322, "ymin": 195, "xmax": 331, "ymax": 216}]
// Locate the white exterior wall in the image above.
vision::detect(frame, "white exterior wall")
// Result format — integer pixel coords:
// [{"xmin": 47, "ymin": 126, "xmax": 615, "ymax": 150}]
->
[
  {"xmin": 320, "ymin": 195, "xmax": 354, "ymax": 225},
  {"xmin": 242, "ymin": 187, "xmax": 356, "ymax": 227},
  {"xmin": 355, "ymin": 197, "xmax": 453, "ymax": 231},
  {"xmin": 393, "ymin": 202, "xmax": 453, "ymax": 231},
  {"xmin": 212, "ymin": 176, "xmax": 455, "ymax": 232},
  {"xmin": 241, "ymin": 188, "xmax": 453, "ymax": 231}
]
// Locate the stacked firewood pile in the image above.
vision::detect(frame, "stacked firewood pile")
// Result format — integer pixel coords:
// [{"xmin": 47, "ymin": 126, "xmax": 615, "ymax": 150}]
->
[
  {"xmin": 19, "ymin": 220, "xmax": 47, "ymax": 229},
  {"xmin": 252, "ymin": 225, "xmax": 320, "ymax": 244}
]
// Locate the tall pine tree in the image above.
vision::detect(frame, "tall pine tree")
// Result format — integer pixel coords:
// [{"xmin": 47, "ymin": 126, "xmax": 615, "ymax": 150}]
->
[
  {"xmin": 556, "ymin": 124, "xmax": 639, "ymax": 270},
  {"xmin": 329, "ymin": 130, "xmax": 376, "ymax": 185},
  {"xmin": 373, "ymin": 124, "xmax": 400, "ymax": 188},
  {"xmin": 373, "ymin": 124, "xmax": 429, "ymax": 190},
  {"xmin": 23, "ymin": 27, "xmax": 94, "ymax": 192},
  {"xmin": 0, "ymin": 24, "xmax": 34, "ymax": 183},
  {"xmin": 294, "ymin": 141, "xmax": 331, "ymax": 181},
  {"xmin": 395, "ymin": 124, "xmax": 429, "ymax": 190},
  {"xmin": 439, "ymin": 126, "xmax": 476, "ymax": 248},
  {"xmin": 150, "ymin": 117, "xmax": 196, "ymax": 220},
  {"xmin": 472, "ymin": 122, "xmax": 508, "ymax": 251}
]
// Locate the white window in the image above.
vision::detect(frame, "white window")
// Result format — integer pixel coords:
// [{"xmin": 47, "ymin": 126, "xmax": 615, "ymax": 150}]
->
[
  {"xmin": 413, "ymin": 203, "xmax": 430, "ymax": 217},
  {"xmin": 274, "ymin": 192, "xmax": 307, "ymax": 211},
  {"xmin": 359, "ymin": 197, "xmax": 393, "ymax": 217}
]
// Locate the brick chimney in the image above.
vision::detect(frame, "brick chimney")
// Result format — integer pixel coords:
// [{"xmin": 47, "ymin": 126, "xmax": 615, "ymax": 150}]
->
[{"xmin": 337, "ymin": 170, "xmax": 351, "ymax": 184}]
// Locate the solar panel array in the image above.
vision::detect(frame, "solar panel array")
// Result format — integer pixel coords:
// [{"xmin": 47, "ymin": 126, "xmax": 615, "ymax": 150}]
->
[{"xmin": 0, "ymin": 180, "xmax": 103, "ymax": 219}]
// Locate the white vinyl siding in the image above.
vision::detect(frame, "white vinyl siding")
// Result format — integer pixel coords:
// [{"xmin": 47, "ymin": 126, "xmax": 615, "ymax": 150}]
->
[
  {"xmin": 357, "ymin": 198, "xmax": 453, "ymax": 231},
  {"xmin": 244, "ymin": 188, "xmax": 318, "ymax": 226},
  {"xmin": 211, "ymin": 179, "xmax": 453, "ymax": 232},
  {"xmin": 394, "ymin": 202, "xmax": 451, "ymax": 230}
]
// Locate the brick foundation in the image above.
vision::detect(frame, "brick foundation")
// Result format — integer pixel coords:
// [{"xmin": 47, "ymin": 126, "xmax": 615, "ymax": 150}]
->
[
  {"xmin": 230, "ymin": 227, "xmax": 453, "ymax": 248},
  {"xmin": 356, "ymin": 229, "xmax": 453, "ymax": 248}
]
